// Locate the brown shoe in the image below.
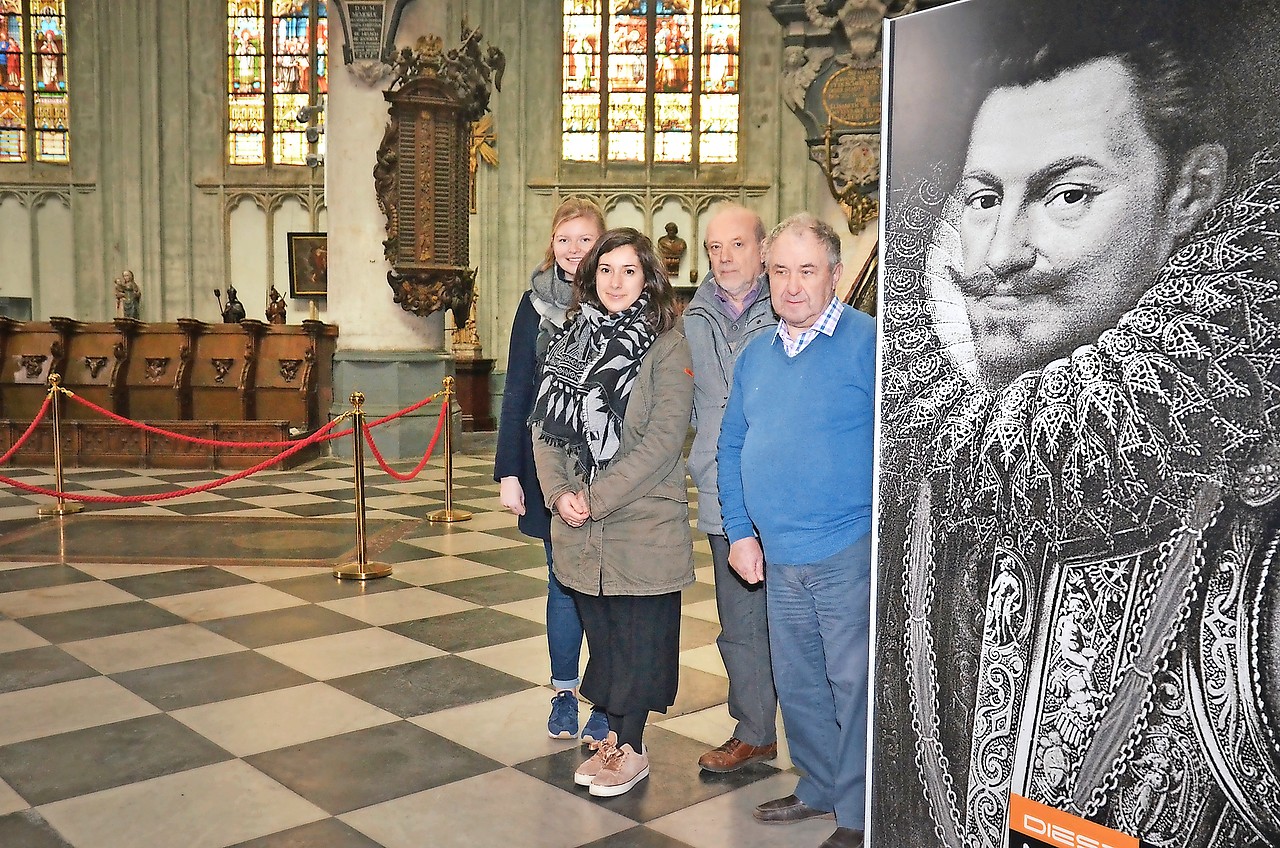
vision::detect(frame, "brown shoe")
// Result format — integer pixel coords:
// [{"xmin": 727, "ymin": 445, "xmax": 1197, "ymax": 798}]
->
[
  {"xmin": 819, "ymin": 826, "xmax": 865, "ymax": 847},
  {"xmin": 697, "ymin": 737, "xmax": 778, "ymax": 773},
  {"xmin": 752, "ymin": 794, "xmax": 835, "ymax": 824}
]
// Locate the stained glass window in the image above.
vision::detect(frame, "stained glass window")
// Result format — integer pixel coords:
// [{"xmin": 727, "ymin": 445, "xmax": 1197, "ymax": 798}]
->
[
  {"xmin": 227, "ymin": 0, "xmax": 327, "ymax": 166},
  {"xmin": 0, "ymin": 0, "xmax": 69, "ymax": 164},
  {"xmin": 562, "ymin": 0, "xmax": 738, "ymax": 165}
]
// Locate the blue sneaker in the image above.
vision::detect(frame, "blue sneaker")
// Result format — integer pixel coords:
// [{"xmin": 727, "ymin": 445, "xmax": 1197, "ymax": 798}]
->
[
  {"xmin": 581, "ymin": 707, "xmax": 610, "ymax": 745},
  {"xmin": 548, "ymin": 690, "xmax": 579, "ymax": 739}
]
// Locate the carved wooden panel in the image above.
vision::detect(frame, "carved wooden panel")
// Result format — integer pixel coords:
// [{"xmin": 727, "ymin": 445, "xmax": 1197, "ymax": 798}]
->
[
  {"xmin": 376, "ymin": 77, "xmax": 474, "ymax": 325},
  {"xmin": 2, "ymin": 321, "xmax": 63, "ymax": 420},
  {"xmin": 61, "ymin": 321, "xmax": 128, "ymax": 421},
  {"xmin": 0, "ymin": 419, "xmax": 314, "ymax": 470},
  {"xmin": 0, "ymin": 318, "xmax": 339, "ymax": 468}
]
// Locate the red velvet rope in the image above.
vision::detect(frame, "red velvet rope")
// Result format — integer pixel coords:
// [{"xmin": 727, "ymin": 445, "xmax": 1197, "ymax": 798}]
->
[
  {"xmin": 366, "ymin": 393, "xmax": 440, "ymax": 428},
  {"xmin": 363, "ymin": 397, "xmax": 447, "ymax": 481},
  {"xmin": 0, "ymin": 416, "xmax": 345, "ymax": 503},
  {"xmin": 0, "ymin": 394, "xmax": 52, "ymax": 465},
  {"xmin": 62, "ymin": 389, "xmax": 440, "ymax": 447},
  {"xmin": 2, "ymin": 389, "xmax": 447, "ymax": 504},
  {"xmin": 269, "ymin": 393, "xmax": 441, "ymax": 444}
]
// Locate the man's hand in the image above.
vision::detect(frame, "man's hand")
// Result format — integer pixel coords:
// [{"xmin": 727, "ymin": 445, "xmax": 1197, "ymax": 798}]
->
[
  {"xmin": 728, "ymin": 537, "xmax": 765, "ymax": 585},
  {"xmin": 555, "ymin": 491, "xmax": 590, "ymax": 527},
  {"xmin": 499, "ymin": 477, "xmax": 526, "ymax": 516}
]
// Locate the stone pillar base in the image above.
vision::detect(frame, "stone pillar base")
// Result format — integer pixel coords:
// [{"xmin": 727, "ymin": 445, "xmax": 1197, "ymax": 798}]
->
[{"xmin": 330, "ymin": 350, "xmax": 454, "ymax": 459}]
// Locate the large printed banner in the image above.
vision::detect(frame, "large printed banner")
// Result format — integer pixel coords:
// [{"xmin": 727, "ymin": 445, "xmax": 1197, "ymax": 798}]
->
[{"xmin": 870, "ymin": 1, "xmax": 1280, "ymax": 846}]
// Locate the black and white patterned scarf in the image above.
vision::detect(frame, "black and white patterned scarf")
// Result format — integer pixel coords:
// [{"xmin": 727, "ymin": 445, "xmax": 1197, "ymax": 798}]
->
[{"xmin": 531, "ymin": 293, "xmax": 656, "ymax": 482}]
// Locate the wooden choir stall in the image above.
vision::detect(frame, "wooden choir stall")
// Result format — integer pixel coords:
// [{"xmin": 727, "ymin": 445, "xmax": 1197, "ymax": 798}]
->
[{"xmin": 0, "ymin": 317, "xmax": 337, "ymax": 469}]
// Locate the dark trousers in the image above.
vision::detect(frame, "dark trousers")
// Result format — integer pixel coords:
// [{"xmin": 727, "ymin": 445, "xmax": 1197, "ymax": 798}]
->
[{"xmin": 708, "ymin": 533, "xmax": 777, "ymax": 746}]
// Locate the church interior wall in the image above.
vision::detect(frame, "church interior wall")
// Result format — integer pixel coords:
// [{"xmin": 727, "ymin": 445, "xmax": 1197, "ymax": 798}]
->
[{"xmin": 0, "ymin": 0, "xmax": 862, "ymax": 414}]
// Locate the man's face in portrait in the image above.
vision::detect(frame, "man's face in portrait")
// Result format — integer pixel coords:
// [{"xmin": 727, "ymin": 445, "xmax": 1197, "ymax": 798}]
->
[{"xmin": 955, "ymin": 57, "xmax": 1190, "ymax": 389}]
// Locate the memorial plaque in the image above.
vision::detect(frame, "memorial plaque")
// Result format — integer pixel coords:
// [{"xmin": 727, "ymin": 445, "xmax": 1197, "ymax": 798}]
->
[
  {"xmin": 821, "ymin": 66, "xmax": 880, "ymax": 130},
  {"xmin": 346, "ymin": 1, "xmax": 385, "ymax": 62}
]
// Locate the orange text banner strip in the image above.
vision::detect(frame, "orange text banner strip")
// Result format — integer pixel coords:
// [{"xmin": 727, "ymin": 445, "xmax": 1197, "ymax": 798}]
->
[{"xmin": 1008, "ymin": 794, "xmax": 1138, "ymax": 848}]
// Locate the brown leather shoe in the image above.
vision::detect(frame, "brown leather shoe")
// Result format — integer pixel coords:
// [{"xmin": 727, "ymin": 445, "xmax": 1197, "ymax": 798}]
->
[
  {"xmin": 752, "ymin": 794, "xmax": 835, "ymax": 824},
  {"xmin": 819, "ymin": 826, "xmax": 865, "ymax": 847},
  {"xmin": 697, "ymin": 737, "xmax": 778, "ymax": 773}
]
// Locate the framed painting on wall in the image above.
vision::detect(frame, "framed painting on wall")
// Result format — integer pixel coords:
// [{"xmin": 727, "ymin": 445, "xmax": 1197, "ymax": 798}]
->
[{"xmin": 287, "ymin": 232, "xmax": 328, "ymax": 299}]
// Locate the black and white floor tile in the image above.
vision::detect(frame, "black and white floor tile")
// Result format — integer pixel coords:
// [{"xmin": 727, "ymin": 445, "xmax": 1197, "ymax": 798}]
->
[{"xmin": 0, "ymin": 451, "xmax": 834, "ymax": 848}]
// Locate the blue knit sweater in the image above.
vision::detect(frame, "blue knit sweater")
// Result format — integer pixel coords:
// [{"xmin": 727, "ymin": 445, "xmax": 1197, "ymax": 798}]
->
[{"xmin": 717, "ymin": 307, "xmax": 877, "ymax": 565}]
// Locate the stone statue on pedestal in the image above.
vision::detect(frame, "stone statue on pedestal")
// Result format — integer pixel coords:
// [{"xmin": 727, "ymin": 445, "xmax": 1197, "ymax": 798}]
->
[
  {"xmin": 657, "ymin": 222, "xmax": 687, "ymax": 279},
  {"xmin": 451, "ymin": 292, "xmax": 483, "ymax": 360},
  {"xmin": 115, "ymin": 270, "xmax": 141, "ymax": 320},
  {"xmin": 266, "ymin": 285, "xmax": 287, "ymax": 324}
]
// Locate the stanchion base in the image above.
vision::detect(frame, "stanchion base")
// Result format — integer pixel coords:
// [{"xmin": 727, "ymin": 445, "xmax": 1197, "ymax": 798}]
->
[
  {"xmin": 427, "ymin": 508, "xmax": 473, "ymax": 523},
  {"xmin": 37, "ymin": 502, "xmax": 84, "ymax": 517},
  {"xmin": 333, "ymin": 561, "xmax": 393, "ymax": 580}
]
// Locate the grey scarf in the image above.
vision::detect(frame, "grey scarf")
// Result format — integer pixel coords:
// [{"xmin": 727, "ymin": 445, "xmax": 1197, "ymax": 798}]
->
[{"xmin": 529, "ymin": 264, "xmax": 575, "ymax": 359}]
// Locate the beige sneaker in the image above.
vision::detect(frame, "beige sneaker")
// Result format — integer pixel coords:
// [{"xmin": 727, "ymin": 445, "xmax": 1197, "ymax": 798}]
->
[
  {"xmin": 574, "ymin": 731, "xmax": 618, "ymax": 787},
  {"xmin": 588, "ymin": 743, "xmax": 649, "ymax": 797}
]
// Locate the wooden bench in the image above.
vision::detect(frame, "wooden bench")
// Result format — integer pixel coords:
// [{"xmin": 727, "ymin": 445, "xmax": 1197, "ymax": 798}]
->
[{"xmin": 0, "ymin": 317, "xmax": 337, "ymax": 469}]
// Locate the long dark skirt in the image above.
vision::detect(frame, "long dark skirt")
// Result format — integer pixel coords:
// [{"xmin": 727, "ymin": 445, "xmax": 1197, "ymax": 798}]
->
[{"xmin": 572, "ymin": 590, "xmax": 682, "ymax": 715}]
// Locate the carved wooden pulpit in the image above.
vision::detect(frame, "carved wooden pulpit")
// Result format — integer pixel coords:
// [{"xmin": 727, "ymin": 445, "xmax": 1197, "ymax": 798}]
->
[
  {"xmin": 373, "ymin": 28, "xmax": 505, "ymax": 430},
  {"xmin": 375, "ymin": 76, "xmax": 474, "ymax": 326},
  {"xmin": 373, "ymin": 29, "xmax": 504, "ymax": 330}
]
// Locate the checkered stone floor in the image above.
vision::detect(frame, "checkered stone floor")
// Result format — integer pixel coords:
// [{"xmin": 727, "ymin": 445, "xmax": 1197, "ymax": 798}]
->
[{"xmin": 0, "ymin": 452, "xmax": 823, "ymax": 848}]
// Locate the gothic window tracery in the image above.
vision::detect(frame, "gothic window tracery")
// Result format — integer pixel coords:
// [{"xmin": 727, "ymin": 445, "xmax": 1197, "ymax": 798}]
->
[{"xmin": 562, "ymin": 0, "xmax": 739, "ymax": 165}]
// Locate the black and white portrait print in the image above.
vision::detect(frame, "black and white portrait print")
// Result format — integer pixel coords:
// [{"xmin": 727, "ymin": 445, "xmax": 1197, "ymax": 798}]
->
[{"xmin": 871, "ymin": 1, "xmax": 1280, "ymax": 846}]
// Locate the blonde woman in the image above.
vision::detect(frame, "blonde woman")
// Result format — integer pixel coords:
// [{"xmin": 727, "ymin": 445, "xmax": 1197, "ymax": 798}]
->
[{"xmin": 494, "ymin": 197, "xmax": 610, "ymax": 742}]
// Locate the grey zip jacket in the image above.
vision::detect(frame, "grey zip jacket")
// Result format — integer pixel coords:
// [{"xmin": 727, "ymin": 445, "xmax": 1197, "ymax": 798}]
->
[{"xmin": 681, "ymin": 272, "xmax": 776, "ymax": 535}]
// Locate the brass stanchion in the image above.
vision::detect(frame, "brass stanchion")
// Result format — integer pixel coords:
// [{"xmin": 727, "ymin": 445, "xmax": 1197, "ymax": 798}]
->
[
  {"xmin": 427, "ymin": 376, "xmax": 472, "ymax": 523},
  {"xmin": 37, "ymin": 374, "xmax": 83, "ymax": 518},
  {"xmin": 334, "ymin": 392, "xmax": 392, "ymax": 580}
]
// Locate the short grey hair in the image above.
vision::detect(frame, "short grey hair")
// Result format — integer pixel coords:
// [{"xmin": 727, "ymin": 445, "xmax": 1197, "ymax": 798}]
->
[{"xmin": 764, "ymin": 213, "xmax": 842, "ymax": 273}]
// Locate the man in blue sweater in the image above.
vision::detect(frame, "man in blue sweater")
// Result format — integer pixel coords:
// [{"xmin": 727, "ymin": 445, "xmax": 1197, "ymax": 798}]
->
[{"xmin": 717, "ymin": 213, "xmax": 876, "ymax": 848}]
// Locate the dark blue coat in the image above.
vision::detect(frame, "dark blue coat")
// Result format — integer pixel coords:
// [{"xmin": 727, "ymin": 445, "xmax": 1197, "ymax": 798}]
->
[{"xmin": 493, "ymin": 291, "xmax": 552, "ymax": 541}]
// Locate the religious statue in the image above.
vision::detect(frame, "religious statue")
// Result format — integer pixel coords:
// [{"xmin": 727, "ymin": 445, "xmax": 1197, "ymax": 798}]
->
[
  {"xmin": 451, "ymin": 291, "xmax": 483, "ymax": 360},
  {"xmin": 214, "ymin": 286, "xmax": 246, "ymax": 323},
  {"xmin": 266, "ymin": 285, "xmax": 287, "ymax": 325},
  {"xmin": 114, "ymin": 269, "xmax": 141, "ymax": 320},
  {"xmin": 781, "ymin": 44, "xmax": 834, "ymax": 113},
  {"xmin": 656, "ymin": 222, "xmax": 687, "ymax": 278}
]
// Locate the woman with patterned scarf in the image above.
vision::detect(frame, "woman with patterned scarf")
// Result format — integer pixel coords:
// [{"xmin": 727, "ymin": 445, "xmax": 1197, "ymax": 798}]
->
[
  {"xmin": 531, "ymin": 227, "xmax": 695, "ymax": 797},
  {"xmin": 495, "ymin": 197, "xmax": 611, "ymax": 743}
]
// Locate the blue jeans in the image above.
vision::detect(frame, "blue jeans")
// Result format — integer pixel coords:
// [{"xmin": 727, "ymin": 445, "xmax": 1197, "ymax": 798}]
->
[
  {"xmin": 767, "ymin": 533, "xmax": 871, "ymax": 829},
  {"xmin": 546, "ymin": 540, "xmax": 583, "ymax": 690}
]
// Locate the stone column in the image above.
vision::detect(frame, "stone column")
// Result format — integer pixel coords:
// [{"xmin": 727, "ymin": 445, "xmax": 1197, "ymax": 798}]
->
[{"xmin": 325, "ymin": 2, "xmax": 451, "ymax": 458}]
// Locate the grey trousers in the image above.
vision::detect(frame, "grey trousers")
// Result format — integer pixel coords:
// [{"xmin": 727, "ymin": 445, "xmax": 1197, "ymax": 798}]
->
[{"xmin": 708, "ymin": 533, "xmax": 778, "ymax": 746}]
